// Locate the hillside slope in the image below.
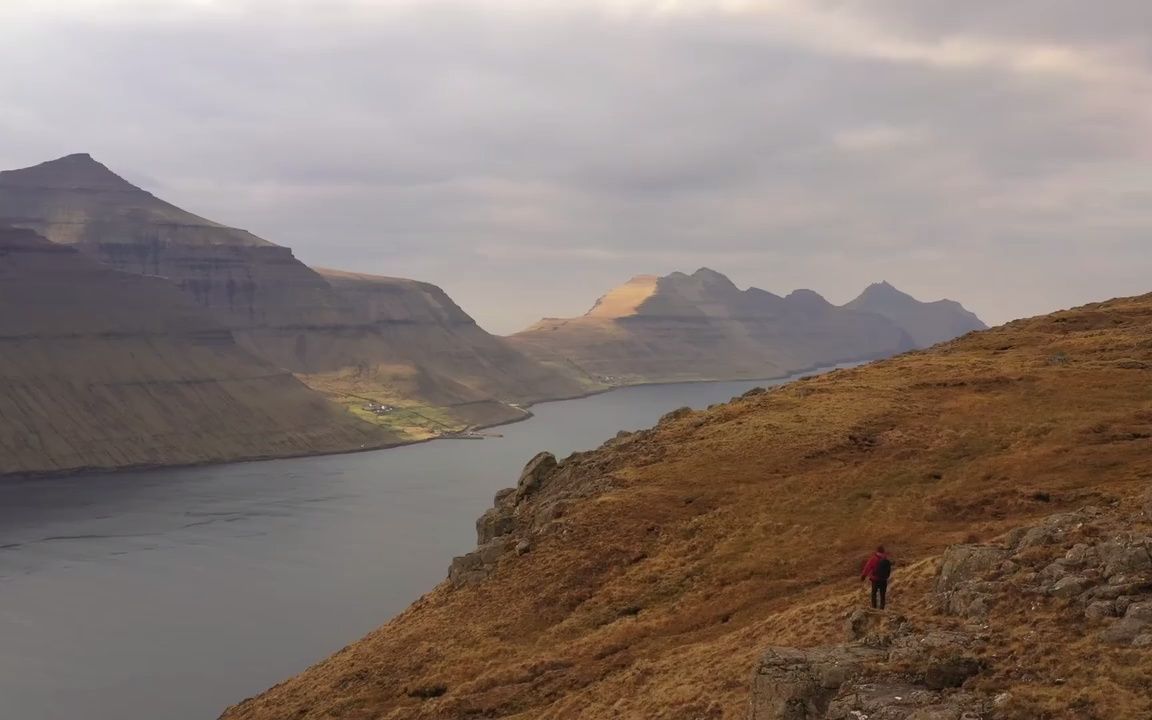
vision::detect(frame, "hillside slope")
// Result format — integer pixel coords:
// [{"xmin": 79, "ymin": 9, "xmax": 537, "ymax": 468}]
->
[
  {"xmin": 301, "ymin": 269, "xmax": 599, "ymax": 432},
  {"xmin": 508, "ymin": 268, "xmax": 917, "ymax": 384},
  {"xmin": 846, "ymin": 281, "xmax": 987, "ymax": 348},
  {"xmin": 0, "ymin": 154, "xmax": 595, "ymax": 437},
  {"xmin": 224, "ymin": 292, "xmax": 1152, "ymax": 720},
  {"xmin": 0, "ymin": 227, "xmax": 393, "ymax": 476}
]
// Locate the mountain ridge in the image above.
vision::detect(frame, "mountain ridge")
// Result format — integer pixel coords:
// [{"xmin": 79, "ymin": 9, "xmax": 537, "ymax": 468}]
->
[
  {"xmin": 845, "ymin": 280, "xmax": 987, "ymax": 348},
  {"xmin": 509, "ymin": 268, "xmax": 927, "ymax": 384}
]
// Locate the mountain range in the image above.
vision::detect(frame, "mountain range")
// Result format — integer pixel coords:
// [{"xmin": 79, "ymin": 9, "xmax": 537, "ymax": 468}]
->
[
  {"xmin": 0, "ymin": 154, "xmax": 595, "ymax": 464},
  {"xmin": 509, "ymin": 268, "xmax": 986, "ymax": 384},
  {"xmin": 0, "ymin": 154, "xmax": 985, "ymax": 476}
]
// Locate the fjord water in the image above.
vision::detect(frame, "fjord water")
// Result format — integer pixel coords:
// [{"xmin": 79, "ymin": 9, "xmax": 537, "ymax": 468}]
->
[{"xmin": 0, "ymin": 375, "xmax": 820, "ymax": 720}]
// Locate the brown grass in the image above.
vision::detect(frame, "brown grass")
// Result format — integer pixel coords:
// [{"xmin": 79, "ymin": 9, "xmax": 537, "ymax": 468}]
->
[{"xmin": 222, "ymin": 294, "xmax": 1152, "ymax": 720}]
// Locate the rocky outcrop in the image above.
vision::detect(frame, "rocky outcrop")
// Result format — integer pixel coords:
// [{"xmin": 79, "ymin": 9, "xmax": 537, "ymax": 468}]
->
[
  {"xmin": 749, "ymin": 620, "xmax": 988, "ymax": 720},
  {"xmin": 0, "ymin": 226, "xmax": 393, "ymax": 476},
  {"xmin": 750, "ymin": 597, "xmax": 990, "ymax": 719},
  {"xmin": 845, "ymin": 282, "xmax": 987, "ymax": 349},
  {"xmin": 750, "ymin": 503, "xmax": 1152, "ymax": 718},
  {"xmin": 932, "ymin": 506, "xmax": 1152, "ymax": 646},
  {"xmin": 0, "ymin": 155, "xmax": 595, "ymax": 438},
  {"xmin": 448, "ymin": 444, "xmax": 632, "ymax": 585},
  {"xmin": 509, "ymin": 268, "xmax": 927, "ymax": 384},
  {"xmin": 450, "ymin": 451, "xmax": 565, "ymax": 584}
]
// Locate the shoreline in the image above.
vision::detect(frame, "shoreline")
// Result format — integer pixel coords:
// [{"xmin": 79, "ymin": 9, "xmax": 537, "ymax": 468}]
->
[{"xmin": 0, "ymin": 357, "xmax": 875, "ymax": 483}]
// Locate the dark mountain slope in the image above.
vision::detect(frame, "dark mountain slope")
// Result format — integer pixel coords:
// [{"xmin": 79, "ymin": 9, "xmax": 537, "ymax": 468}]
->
[
  {"xmin": 845, "ymin": 281, "xmax": 987, "ymax": 348},
  {"xmin": 0, "ymin": 226, "xmax": 393, "ymax": 476},
  {"xmin": 509, "ymin": 268, "xmax": 916, "ymax": 383}
]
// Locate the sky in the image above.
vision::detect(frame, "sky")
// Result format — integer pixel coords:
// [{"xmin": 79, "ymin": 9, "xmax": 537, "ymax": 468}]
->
[{"xmin": 1, "ymin": 0, "xmax": 1150, "ymax": 334}]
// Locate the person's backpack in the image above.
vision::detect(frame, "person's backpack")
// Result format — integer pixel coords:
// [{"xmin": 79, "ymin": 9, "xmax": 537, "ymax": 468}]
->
[{"xmin": 875, "ymin": 556, "xmax": 893, "ymax": 581}]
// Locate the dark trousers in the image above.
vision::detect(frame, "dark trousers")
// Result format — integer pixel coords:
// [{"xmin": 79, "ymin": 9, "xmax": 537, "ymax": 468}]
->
[{"xmin": 871, "ymin": 579, "xmax": 888, "ymax": 609}]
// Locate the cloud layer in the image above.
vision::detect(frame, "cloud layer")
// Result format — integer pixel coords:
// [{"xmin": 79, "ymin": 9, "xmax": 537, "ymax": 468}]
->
[{"xmin": 2, "ymin": 0, "xmax": 1149, "ymax": 333}]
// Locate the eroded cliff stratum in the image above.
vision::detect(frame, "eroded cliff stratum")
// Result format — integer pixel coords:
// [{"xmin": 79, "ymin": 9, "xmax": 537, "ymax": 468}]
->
[
  {"xmin": 0, "ymin": 154, "xmax": 595, "ymax": 437},
  {"xmin": 0, "ymin": 226, "xmax": 392, "ymax": 475}
]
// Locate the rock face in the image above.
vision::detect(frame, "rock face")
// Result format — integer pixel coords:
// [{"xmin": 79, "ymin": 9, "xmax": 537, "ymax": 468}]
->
[
  {"xmin": 845, "ymin": 281, "xmax": 987, "ymax": 348},
  {"xmin": 0, "ymin": 155, "xmax": 594, "ymax": 435},
  {"xmin": 449, "ymin": 450, "xmax": 602, "ymax": 585},
  {"xmin": 931, "ymin": 506, "xmax": 1152, "ymax": 646},
  {"xmin": 508, "ymin": 268, "xmax": 925, "ymax": 384},
  {"xmin": 447, "ymin": 444, "xmax": 635, "ymax": 585},
  {"xmin": 0, "ymin": 153, "xmax": 342, "ymax": 333},
  {"xmin": 0, "ymin": 226, "xmax": 392, "ymax": 476}
]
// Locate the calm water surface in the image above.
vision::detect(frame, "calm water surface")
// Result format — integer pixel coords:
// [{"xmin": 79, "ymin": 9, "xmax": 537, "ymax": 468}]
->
[{"xmin": 0, "ymin": 374, "xmax": 822, "ymax": 720}]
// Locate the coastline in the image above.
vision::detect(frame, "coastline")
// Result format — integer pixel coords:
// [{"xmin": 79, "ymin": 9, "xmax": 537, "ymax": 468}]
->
[{"xmin": 0, "ymin": 355, "xmax": 879, "ymax": 483}]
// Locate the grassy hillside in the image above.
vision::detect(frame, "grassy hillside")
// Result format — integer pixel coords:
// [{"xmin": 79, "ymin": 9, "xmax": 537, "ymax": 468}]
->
[{"xmin": 223, "ymin": 293, "xmax": 1152, "ymax": 719}]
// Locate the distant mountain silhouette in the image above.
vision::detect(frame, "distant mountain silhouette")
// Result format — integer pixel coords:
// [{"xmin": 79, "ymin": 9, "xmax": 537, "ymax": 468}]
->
[
  {"xmin": 845, "ymin": 281, "xmax": 987, "ymax": 348},
  {"xmin": 508, "ymin": 268, "xmax": 920, "ymax": 384}
]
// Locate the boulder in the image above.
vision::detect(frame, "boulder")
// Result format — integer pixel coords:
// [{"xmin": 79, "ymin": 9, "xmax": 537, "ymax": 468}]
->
[
  {"xmin": 936, "ymin": 545, "xmax": 1007, "ymax": 593},
  {"xmin": 515, "ymin": 452, "xmax": 559, "ymax": 502},
  {"xmin": 1063, "ymin": 543, "xmax": 1099, "ymax": 568},
  {"xmin": 1039, "ymin": 561, "xmax": 1070, "ymax": 583},
  {"xmin": 1050, "ymin": 575, "xmax": 1089, "ymax": 598},
  {"xmin": 1099, "ymin": 617, "xmax": 1150, "ymax": 646},
  {"xmin": 888, "ymin": 630, "xmax": 980, "ymax": 690},
  {"xmin": 448, "ymin": 552, "xmax": 485, "ymax": 585},
  {"xmin": 1125, "ymin": 601, "xmax": 1152, "ymax": 622},
  {"xmin": 824, "ymin": 682, "xmax": 927, "ymax": 718},
  {"xmin": 748, "ymin": 645, "xmax": 885, "ymax": 720},
  {"xmin": 1084, "ymin": 600, "xmax": 1117, "ymax": 621},
  {"xmin": 1097, "ymin": 540, "xmax": 1152, "ymax": 580},
  {"xmin": 476, "ymin": 506, "xmax": 515, "ymax": 544},
  {"xmin": 845, "ymin": 609, "xmax": 906, "ymax": 644},
  {"xmin": 923, "ymin": 656, "xmax": 982, "ymax": 690},
  {"xmin": 1015, "ymin": 526, "xmax": 1055, "ymax": 549},
  {"xmin": 494, "ymin": 487, "xmax": 516, "ymax": 508},
  {"xmin": 825, "ymin": 684, "xmax": 987, "ymax": 720}
]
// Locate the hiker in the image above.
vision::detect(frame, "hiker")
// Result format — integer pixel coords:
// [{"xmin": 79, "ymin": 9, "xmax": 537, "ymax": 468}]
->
[{"xmin": 861, "ymin": 545, "xmax": 893, "ymax": 609}]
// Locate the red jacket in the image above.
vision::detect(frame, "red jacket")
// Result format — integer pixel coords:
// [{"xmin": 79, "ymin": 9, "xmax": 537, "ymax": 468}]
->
[{"xmin": 861, "ymin": 552, "xmax": 889, "ymax": 582}]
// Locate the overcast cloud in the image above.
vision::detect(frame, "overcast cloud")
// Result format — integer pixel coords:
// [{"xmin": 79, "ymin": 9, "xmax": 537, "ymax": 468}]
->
[{"xmin": 1, "ymin": 0, "xmax": 1149, "ymax": 333}]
